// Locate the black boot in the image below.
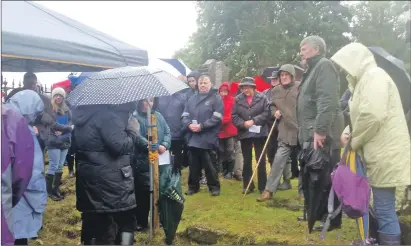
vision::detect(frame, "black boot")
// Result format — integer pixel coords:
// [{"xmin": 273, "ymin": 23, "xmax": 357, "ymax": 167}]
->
[
  {"xmin": 224, "ymin": 160, "xmax": 235, "ymax": 179},
  {"xmin": 46, "ymin": 174, "xmax": 62, "ymax": 201},
  {"xmin": 53, "ymin": 172, "xmax": 64, "ymax": 200},
  {"xmin": 378, "ymin": 233, "xmax": 401, "ymax": 245}
]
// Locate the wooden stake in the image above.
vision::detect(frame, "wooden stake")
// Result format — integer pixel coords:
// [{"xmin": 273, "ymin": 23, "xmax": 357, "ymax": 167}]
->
[{"xmin": 150, "ymin": 112, "xmax": 160, "ymax": 230}]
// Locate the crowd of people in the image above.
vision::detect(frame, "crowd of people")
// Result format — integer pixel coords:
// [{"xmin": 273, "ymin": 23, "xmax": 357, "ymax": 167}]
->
[{"xmin": 2, "ymin": 35, "xmax": 410, "ymax": 246}]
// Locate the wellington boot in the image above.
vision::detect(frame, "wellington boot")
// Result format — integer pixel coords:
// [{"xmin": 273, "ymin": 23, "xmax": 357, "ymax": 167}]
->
[
  {"xmin": 53, "ymin": 172, "xmax": 65, "ymax": 199},
  {"xmin": 46, "ymin": 174, "xmax": 62, "ymax": 201}
]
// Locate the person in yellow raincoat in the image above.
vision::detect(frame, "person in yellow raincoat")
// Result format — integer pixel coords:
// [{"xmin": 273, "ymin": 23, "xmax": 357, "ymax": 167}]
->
[{"xmin": 331, "ymin": 42, "xmax": 411, "ymax": 245}]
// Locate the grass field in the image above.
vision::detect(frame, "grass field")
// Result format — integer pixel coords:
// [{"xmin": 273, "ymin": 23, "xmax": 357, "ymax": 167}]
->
[{"xmin": 32, "ymin": 162, "xmax": 363, "ymax": 245}]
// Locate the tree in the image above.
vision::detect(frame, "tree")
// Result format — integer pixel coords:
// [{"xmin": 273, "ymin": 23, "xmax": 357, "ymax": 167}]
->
[
  {"xmin": 174, "ymin": 1, "xmax": 353, "ymax": 80},
  {"xmin": 348, "ymin": 1, "xmax": 410, "ymax": 71}
]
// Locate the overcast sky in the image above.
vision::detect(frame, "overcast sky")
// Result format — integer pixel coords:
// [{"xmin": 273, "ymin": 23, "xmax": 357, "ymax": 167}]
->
[{"xmin": 3, "ymin": 1, "xmax": 198, "ymax": 86}]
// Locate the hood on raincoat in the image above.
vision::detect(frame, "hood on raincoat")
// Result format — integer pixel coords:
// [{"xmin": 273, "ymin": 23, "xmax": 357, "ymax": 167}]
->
[
  {"xmin": 72, "ymin": 103, "xmax": 135, "ymax": 127},
  {"xmin": 6, "ymin": 90, "xmax": 44, "ymax": 124},
  {"xmin": 218, "ymin": 82, "xmax": 231, "ymax": 96},
  {"xmin": 330, "ymin": 43, "xmax": 377, "ymax": 92}
]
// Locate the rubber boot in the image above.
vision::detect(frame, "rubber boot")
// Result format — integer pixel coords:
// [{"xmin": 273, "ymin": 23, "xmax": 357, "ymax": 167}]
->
[
  {"xmin": 46, "ymin": 174, "xmax": 62, "ymax": 201},
  {"xmin": 53, "ymin": 172, "xmax": 64, "ymax": 200},
  {"xmin": 378, "ymin": 233, "xmax": 401, "ymax": 245},
  {"xmin": 278, "ymin": 179, "xmax": 292, "ymax": 190}
]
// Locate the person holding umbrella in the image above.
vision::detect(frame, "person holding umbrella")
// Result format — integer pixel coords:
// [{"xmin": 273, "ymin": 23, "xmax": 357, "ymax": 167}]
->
[
  {"xmin": 72, "ymin": 103, "xmax": 139, "ymax": 245},
  {"xmin": 331, "ymin": 42, "xmax": 410, "ymax": 245},
  {"xmin": 232, "ymin": 77, "xmax": 270, "ymax": 194},
  {"xmin": 181, "ymin": 73, "xmax": 224, "ymax": 196},
  {"xmin": 297, "ymin": 36, "xmax": 340, "ymax": 232}
]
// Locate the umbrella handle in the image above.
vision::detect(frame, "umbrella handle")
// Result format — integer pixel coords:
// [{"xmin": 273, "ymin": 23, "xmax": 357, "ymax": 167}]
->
[{"xmin": 243, "ymin": 118, "xmax": 278, "ymax": 198}]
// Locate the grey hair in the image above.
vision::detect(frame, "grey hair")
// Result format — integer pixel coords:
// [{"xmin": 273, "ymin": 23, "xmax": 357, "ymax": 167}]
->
[{"xmin": 300, "ymin": 35, "xmax": 327, "ymax": 56}]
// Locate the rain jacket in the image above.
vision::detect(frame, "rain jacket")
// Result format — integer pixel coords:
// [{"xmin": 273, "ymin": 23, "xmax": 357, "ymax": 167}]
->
[
  {"xmin": 133, "ymin": 100, "xmax": 171, "ymax": 190},
  {"xmin": 232, "ymin": 91, "xmax": 270, "ymax": 140},
  {"xmin": 48, "ymin": 105, "xmax": 72, "ymax": 150},
  {"xmin": 157, "ymin": 88, "xmax": 194, "ymax": 140},
  {"xmin": 218, "ymin": 82, "xmax": 238, "ymax": 139},
  {"xmin": 7, "ymin": 91, "xmax": 47, "ymax": 239},
  {"xmin": 3, "ymin": 90, "xmax": 45, "ymax": 243},
  {"xmin": 331, "ymin": 43, "xmax": 411, "ymax": 187},
  {"xmin": 72, "ymin": 104, "xmax": 137, "ymax": 213},
  {"xmin": 296, "ymin": 55, "xmax": 339, "ymax": 145},
  {"xmin": 1, "ymin": 105, "xmax": 35, "ymax": 245},
  {"xmin": 181, "ymin": 90, "xmax": 224, "ymax": 150}
]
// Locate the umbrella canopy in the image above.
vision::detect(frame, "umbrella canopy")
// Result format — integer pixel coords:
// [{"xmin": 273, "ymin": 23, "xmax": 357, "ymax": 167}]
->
[
  {"xmin": 2, "ymin": 1, "xmax": 148, "ymax": 72},
  {"xmin": 67, "ymin": 66, "xmax": 189, "ymax": 107},
  {"xmin": 68, "ymin": 72, "xmax": 94, "ymax": 86},
  {"xmin": 148, "ymin": 58, "xmax": 183, "ymax": 78},
  {"xmin": 368, "ymin": 46, "xmax": 411, "ymax": 113},
  {"xmin": 160, "ymin": 59, "xmax": 192, "ymax": 76}
]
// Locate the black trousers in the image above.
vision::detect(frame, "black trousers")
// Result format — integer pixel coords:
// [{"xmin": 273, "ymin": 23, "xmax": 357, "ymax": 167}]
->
[
  {"xmin": 81, "ymin": 210, "xmax": 136, "ymax": 245},
  {"xmin": 135, "ymin": 188, "xmax": 150, "ymax": 228},
  {"xmin": 170, "ymin": 139, "xmax": 188, "ymax": 170},
  {"xmin": 240, "ymin": 137, "xmax": 267, "ymax": 192},
  {"xmin": 187, "ymin": 147, "xmax": 220, "ymax": 192},
  {"xmin": 66, "ymin": 145, "xmax": 76, "ymax": 173},
  {"xmin": 290, "ymin": 148, "xmax": 299, "ymax": 178},
  {"xmin": 266, "ymin": 126, "xmax": 279, "ymax": 166}
]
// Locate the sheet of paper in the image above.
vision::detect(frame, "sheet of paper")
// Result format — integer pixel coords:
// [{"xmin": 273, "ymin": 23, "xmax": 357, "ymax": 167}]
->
[
  {"xmin": 159, "ymin": 150, "xmax": 171, "ymax": 165},
  {"xmin": 248, "ymin": 125, "xmax": 261, "ymax": 133}
]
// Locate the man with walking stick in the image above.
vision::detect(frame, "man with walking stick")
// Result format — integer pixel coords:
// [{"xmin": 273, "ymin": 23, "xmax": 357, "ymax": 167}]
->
[
  {"xmin": 296, "ymin": 36, "xmax": 342, "ymax": 231},
  {"xmin": 257, "ymin": 64, "xmax": 300, "ymax": 202}
]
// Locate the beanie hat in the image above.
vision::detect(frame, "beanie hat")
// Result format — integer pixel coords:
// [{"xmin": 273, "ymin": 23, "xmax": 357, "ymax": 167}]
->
[
  {"xmin": 52, "ymin": 87, "xmax": 66, "ymax": 99},
  {"xmin": 239, "ymin": 77, "xmax": 256, "ymax": 87},
  {"xmin": 278, "ymin": 64, "xmax": 296, "ymax": 78}
]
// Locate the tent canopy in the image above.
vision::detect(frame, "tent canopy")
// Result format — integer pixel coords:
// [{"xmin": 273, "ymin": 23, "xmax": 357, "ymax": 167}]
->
[{"xmin": 1, "ymin": 1, "xmax": 148, "ymax": 72}]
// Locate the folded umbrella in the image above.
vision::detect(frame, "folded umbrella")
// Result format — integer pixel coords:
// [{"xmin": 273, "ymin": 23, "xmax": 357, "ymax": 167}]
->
[
  {"xmin": 67, "ymin": 66, "xmax": 189, "ymax": 107},
  {"xmin": 368, "ymin": 46, "xmax": 411, "ymax": 113},
  {"xmin": 159, "ymin": 164, "xmax": 184, "ymax": 245}
]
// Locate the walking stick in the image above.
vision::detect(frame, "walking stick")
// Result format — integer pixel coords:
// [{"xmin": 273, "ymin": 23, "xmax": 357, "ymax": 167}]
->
[
  {"xmin": 243, "ymin": 118, "xmax": 278, "ymax": 198},
  {"xmin": 147, "ymin": 106, "xmax": 160, "ymax": 241}
]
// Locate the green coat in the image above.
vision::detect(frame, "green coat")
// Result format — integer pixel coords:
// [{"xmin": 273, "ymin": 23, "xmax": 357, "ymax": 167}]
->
[{"xmin": 296, "ymin": 55, "xmax": 339, "ymax": 146}]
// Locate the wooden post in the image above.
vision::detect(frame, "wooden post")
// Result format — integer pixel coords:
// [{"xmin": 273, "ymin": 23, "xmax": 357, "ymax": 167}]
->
[{"xmin": 150, "ymin": 113, "xmax": 160, "ymax": 230}]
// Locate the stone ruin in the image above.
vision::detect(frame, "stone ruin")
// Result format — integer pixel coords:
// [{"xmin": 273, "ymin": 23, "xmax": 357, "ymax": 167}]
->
[{"xmin": 197, "ymin": 59, "xmax": 230, "ymax": 88}]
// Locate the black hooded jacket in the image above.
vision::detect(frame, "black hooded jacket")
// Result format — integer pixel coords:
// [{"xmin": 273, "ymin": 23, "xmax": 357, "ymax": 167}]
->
[{"xmin": 72, "ymin": 103, "xmax": 137, "ymax": 213}]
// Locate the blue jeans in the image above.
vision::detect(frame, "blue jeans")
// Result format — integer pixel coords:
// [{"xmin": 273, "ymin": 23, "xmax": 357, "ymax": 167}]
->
[
  {"xmin": 372, "ymin": 187, "xmax": 401, "ymax": 235},
  {"xmin": 47, "ymin": 148, "xmax": 69, "ymax": 175}
]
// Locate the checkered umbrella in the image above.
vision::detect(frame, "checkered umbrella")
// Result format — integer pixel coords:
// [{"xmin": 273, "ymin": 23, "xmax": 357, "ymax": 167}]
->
[{"xmin": 67, "ymin": 66, "xmax": 188, "ymax": 106}]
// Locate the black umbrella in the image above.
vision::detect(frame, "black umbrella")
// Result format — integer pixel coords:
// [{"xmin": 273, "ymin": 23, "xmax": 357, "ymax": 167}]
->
[
  {"xmin": 368, "ymin": 46, "xmax": 411, "ymax": 113},
  {"xmin": 67, "ymin": 66, "xmax": 188, "ymax": 107}
]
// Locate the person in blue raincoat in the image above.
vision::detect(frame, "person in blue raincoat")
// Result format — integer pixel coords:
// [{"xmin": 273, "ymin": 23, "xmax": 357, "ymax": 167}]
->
[
  {"xmin": 6, "ymin": 90, "xmax": 47, "ymax": 245},
  {"xmin": 132, "ymin": 97, "xmax": 171, "ymax": 232},
  {"xmin": 181, "ymin": 73, "xmax": 224, "ymax": 196}
]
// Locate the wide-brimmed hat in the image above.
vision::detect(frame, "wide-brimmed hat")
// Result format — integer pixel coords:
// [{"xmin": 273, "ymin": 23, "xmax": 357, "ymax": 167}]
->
[
  {"xmin": 239, "ymin": 77, "xmax": 256, "ymax": 87},
  {"xmin": 267, "ymin": 70, "xmax": 279, "ymax": 79}
]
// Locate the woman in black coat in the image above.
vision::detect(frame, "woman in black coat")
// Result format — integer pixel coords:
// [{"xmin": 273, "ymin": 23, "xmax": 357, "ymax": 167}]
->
[
  {"xmin": 232, "ymin": 77, "xmax": 270, "ymax": 194},
  {"xmin": 72, "ymin": 103, "xmax": 138, "ymax": 245}
]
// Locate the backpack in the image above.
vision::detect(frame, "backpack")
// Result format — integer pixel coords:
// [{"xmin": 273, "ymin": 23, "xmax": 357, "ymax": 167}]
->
[{"xmin": 321, "ymin": 146, "xmax": 371, "ymax": 237}]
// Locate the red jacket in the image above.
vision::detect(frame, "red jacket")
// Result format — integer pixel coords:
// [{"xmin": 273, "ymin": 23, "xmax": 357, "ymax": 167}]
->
[{"xmin": 218, "ymin": 82, "xmax": 238, "ymax": 139}]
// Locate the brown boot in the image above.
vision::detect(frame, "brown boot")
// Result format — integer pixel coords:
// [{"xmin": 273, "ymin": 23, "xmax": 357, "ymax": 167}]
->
[{"xmin": 256, "ymin": 190, "xmax": 272, "ymax": 202}]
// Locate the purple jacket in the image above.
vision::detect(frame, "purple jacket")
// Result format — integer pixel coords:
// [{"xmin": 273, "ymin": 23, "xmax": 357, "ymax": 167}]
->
[{"xmin": 1, "ymin": 105, "xmax": 34, "ymax": 245}]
